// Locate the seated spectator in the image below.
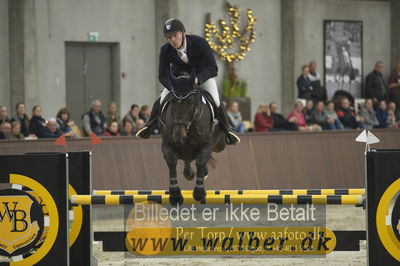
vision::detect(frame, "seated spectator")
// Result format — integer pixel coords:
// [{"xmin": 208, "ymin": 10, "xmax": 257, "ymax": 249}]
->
[
  {"xmin": 123, "ymin": 104, "xmax": 140, "ymax": 128},
  {"xmin": 359, "ymin": 99, "xmax": 379, "ymax": 130},
  {"xmin": 303, "ymin": 99, "xmax": 315, "ymax": 125},
  {"xmin": 139, "ymin": 105, "xmax": 151, "ymax": 122},
  {"xmin": 36, "ymin": 118, "xmax": 62, "ymax": 138},
  {"xmin": 56, "ymin": 108, "xmax": 75, "ymax": 137},
  {"xmin": 387, "ymin": 109, "xmax": 399, "ymax": 128},
  {"xmin": 312, "ymin": 101, "xmax": 339, "ymax": 130},
  {"xmin": 0, "ymin": 121, "xmax": 11, "ymax": 140},
  {"xmin": 308, "ymin": 61, "xmax": 326, "ymax": 102},
  {"xmin": 103, "ymin": 121, "xmax": 120, "ymax": 137},
  {"xmin": 297, "ymin": 65, "xmax": 313, "ymax": 101},
  {"xmin": 0, "ymin": 105, "xmax": 10, "ymax": 125},
  {"xmin": 12, "ymin": 102, "xmax": 30, "ymax": 136},
  {"xmin": 365, "ymin": 61, "xmax": 386, "ymax": 105},
  {"xmin": 227, "ymin": 101, "xmax": 246, "ymax": 133},
  {"xmin": 9, "ymin": 121, "xmax": 24, "ymax": 140},
  {"xmin": 133, "ymin": 119, "xmax": 145, "ymax": 135},
  {"xmin": 324, "ymin": 101, "xmax": 344, "ymax": 130},
  {"xmin": 387, "ymin": 102, "xmax": 400, "ymax": 124},
  {"xmin": 288, "ymin": 101, "xmax": 321, "ymax": 131},
  {"xmin": 120, "ymin": 120, "xmax": 134, "ymax": 136},
  {"xmin": 254, "ymin": 104, "xmax": 274, "ymax": 132},
  {"xmin": 106, "ymin": 102, "xmax": 121, "ymax": 130},
  {"xmin": 376, "ymin": 100, "xmax": 389, "ymax": 128},
  {"xmin": 269, "ymin": 102, "xmax": 298, "ymax": 131},
  {"xmin": 337, "ymin": 98, "xmax": 365, "ymax": 129},
  {"xmin": 81, "ymin": 99, "xmax": 107, "ymax": 136},
  {"xmin": 29, "ymin": 105, "xmax": 46, "ymax": 136}
]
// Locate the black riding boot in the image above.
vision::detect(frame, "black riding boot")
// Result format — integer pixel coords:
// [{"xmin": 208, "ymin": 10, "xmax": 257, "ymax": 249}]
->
[
  {"xmin": 216, "ymin": 105, "xmax": 240, "ymax": 145},
  {"xmin": 136, "ymin": 98, "xmax": 161, "ymax": 139}
]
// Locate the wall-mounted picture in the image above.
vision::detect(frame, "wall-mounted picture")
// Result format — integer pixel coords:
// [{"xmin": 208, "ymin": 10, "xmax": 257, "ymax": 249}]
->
[{"xmin": 324, "ymin": 20, "xmax": 363, "ymax": 99}]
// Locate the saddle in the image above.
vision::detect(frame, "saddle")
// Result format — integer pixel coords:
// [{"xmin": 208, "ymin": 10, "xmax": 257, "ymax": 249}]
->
[{"xmin": 160, "ymin": 90, "xmax": 216, "ymax": 123}]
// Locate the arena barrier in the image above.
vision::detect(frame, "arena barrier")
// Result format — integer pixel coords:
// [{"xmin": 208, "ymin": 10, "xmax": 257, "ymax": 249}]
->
[
  {"xmin": 1, "ymin": 150, "xmax": 400, "ymax": 265},
  {"xmin": 71, "ymin": 194, "xmax": 364, "ymax": 205},
  {"xmin": 93, "ymin": 188, "xmax": 365, "ymax": 196}
]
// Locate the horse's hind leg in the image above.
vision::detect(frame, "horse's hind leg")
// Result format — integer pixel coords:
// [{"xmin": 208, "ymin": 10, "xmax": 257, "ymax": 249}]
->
[
  {"xmin": 193, "ymin": 145, "xmax": 212, "ymax": 202},
  {"xmin": 164, "ymin": 148, "xmax": 183, "ymax": 205},
  {"xmin": 183, "ymin": 161, "xmax": 195, "ymax": 180}
]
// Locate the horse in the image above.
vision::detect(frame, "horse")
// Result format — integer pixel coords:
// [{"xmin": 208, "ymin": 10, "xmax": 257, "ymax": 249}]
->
[{"xmin": 160, "ymin": 71, "xmax": 226, "ymax": 205}]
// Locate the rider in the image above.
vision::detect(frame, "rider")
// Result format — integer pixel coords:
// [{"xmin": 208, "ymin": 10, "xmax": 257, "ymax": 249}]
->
[{"xmin": 136, "ymin": 18, "xmax": 240, "ymax": 145}]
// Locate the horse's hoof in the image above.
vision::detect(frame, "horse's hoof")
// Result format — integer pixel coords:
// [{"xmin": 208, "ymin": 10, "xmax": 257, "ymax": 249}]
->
[
  {"xmin": 193, "ymin": 187, "xmax": 206, "ymax": 202},
  {"xmin": 169, "ymin": 188, "xmax": 183, "ymax": 205},
  {"xmin": 183, "ymin": 168, "xmax": 195, "ymax": 181}
]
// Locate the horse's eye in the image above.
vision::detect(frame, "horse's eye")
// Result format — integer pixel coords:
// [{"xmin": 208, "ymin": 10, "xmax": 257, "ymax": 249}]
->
[{"xmin": 187, "ymin": 100, "xmax": 192, "ymax": 105}]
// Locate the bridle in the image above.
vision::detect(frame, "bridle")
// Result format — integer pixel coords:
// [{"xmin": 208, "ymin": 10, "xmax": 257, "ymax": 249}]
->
[{"xmin": 170, "ymin": 89, "xmax": 202, "ymax": 133}]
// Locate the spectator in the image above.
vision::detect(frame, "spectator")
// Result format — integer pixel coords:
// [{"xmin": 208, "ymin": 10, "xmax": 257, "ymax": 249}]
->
[
  {"xmin": 0, "ymin": 106, "xmax": 10, "ymax": 125},
  {"xmin": 365, "ymin": 61, "xmax": 386, "ymax": 105},
  {"xmin": 103, "ymin": 121, "xmax": 120, "ymax": 137},
  {"xmin": 56, "ymin": 108, "xmax": 74, "ymax": 137},
  {"xmin": 226, "ymin": 101, "xmax": 246, "ymax": 133},
  {"xmin": 36, "ymin": 118, "xmax": 62, "ymax": 138},
  {"xmin": 254, "ymin": 104, "xmax": 274, "ymax": 132},
  {"xmin": 297, "ymin": 65, "xmax": 314, "ymax": 101},
  {"xmin": 313, "ymin": 101, "xmax": 340, "ymax": 130},
  {"xmin": 9, "ymin": 121, "xmax": 24, "ymax": 140},
  {"xmin": 123, "ymin": 104, "xmax": 140, "ymax": 129},
  {"xmin": 12, "ymin": 102, "xmax": 30, "ymax": 136},
  {"xmin": 0, "ymin": 121, "xmax": 11, "ymax": 140},
  {"xmin": 288, "ymin": 101, "xmax": 321, "ymax": 131},
  {"xmin": 120, "ymin": 120, "xmax": 134, "ymax": 136},
  {"xmin": 106, "ymin": 102, "xmax": 121, "ymax": 130},
  {"xmin": 387, "ymin": 109, "xmax": 399, "ymax": 128},
  {"xmin": 388, "ymin": 59, "xmax": 400, "ymax": 115},
  {"xmin": 359, "ymin": 99, "xmax": 379, "ymax": 130},
  {"xmin": 303, "ymin": 99, "xmax": 315, "ymax": 125},
  {"xmin": 29, "ymin": 105, "xmax": 46, "ymax": 136},
  {"xmin": 81, "ymin": 99, "xmax": 107, "ymax": 136},
  {"xmin": 376, "ymin": 100, "xmax": 389, "ymax": 128},
  {"xmin": 269, "ymin": 102, "xmax": 298, "ymax": 131},
  {"xmin": 387, "ymin": 102, "xmax": 400, "ymax": 126},
  {"xmin": 337, "ymin": 98, "xmax": 365, "ymax": 129},
  {"xmin": 308, "ymin": 61, "xmax": 326, "ymax": 102},
  {"xmin": 133, "ymin": 119, "xmax": 145, "ymax": 135},
  {"xmin": 324, "ymin": 101, "xmax": 344, "ymax": 130},
  {"xmin": 139, "ymin": 105, "xmax": 151, "ymax": 122}
]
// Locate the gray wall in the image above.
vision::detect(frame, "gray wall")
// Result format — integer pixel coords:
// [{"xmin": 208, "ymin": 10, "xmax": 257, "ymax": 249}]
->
[
  {"xmin": 293, "ymin": 0, "xmax": 391, "ymax": 102},
  {"xmin": 0, "ymin": 0, "xmax": 9, "ymax": 111}
]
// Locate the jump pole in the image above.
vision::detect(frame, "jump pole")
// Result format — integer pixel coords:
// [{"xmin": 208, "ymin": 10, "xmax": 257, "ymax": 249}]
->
[
  {"xmin": 93, "ymin": 188, "xmax": 365, "ymax": 196},
  {"xmin": 71, "ymin": 194, "xmax": 364, "ymax": 205}
]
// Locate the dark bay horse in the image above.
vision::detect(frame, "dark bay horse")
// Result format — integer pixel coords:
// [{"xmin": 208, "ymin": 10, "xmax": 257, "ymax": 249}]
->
[{"xmin": 160, "ymin": 71, "xmax": 226, "ymax": 204}]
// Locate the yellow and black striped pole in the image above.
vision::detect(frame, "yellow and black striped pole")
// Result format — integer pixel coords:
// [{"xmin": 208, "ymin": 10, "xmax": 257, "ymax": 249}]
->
[
  {"xmin": 93, "ymin": 189, "xmax": 365, "ymax": 196},
  {"xmin": 71, "ymin": 194, "xmax": 364, "ymax": 205}
]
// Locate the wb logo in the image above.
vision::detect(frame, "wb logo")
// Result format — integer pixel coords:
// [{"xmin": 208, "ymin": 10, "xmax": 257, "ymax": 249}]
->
[
  {"xmin": 0, "ymin": 201, "xmax": 29, "ymax": 232},
  {"xmin": 0, "ymin": 189, "xmax": 44, "ymax": 256}
]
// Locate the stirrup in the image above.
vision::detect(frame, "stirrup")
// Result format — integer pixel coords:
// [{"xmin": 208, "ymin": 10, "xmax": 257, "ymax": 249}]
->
[
  {"xmin": 226, "ymin": 131, "xmax": 240, "ymax": 145},
  {"xmin": 136, "ymin": 126, "xmax": 150, "ymax": 139}
]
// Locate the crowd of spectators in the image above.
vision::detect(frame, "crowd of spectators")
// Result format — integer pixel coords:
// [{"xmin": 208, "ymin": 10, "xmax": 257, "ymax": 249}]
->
[{"xmin": 1, "ymin": 59, "xmax": 400, "ymax": 140}]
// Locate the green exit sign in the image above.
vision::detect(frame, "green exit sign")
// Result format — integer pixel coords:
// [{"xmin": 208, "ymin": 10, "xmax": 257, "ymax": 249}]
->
[{"xmin": 88, "ymin": 32, "xmax": 99, "ymax": 42}]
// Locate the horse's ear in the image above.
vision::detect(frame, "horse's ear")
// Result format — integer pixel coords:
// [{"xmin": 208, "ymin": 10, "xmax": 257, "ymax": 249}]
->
[{"xmin": 168, "ymin": 71, "xmax": 178, "ymax": 83}]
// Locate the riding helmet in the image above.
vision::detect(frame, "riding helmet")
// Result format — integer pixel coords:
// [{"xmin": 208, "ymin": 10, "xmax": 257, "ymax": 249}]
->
[{"xmin": 163, "ymin": 18, "xmax": 185, "ymax": 35}]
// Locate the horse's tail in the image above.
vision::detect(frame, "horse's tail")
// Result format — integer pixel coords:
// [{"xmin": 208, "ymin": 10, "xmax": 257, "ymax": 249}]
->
[{"xmin": 208, "ymin": 155, "xmax": 217, "ymax": 169}]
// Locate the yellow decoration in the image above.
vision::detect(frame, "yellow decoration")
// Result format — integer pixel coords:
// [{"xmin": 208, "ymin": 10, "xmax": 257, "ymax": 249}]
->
[{"xmin": 204, "ymin": 5, "xmax": 256, "ymax": 62}]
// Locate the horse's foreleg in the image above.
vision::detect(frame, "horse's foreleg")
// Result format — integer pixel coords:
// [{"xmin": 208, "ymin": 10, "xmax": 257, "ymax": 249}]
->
[
  {"xmin": 164, "ymin": 148, "xmax": 183, "ymax": 205},
  {"xmin": 193, "ymin": 145, "xmax": 212, "ymax": 202}
]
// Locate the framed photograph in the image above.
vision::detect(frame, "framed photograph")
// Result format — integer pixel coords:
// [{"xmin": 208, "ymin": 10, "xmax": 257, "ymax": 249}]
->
[{"xmin": 324, "ymin": 20, "xmax": 363, "ymax": 99}]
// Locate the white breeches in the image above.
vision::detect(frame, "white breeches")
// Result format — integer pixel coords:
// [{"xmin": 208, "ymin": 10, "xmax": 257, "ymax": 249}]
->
[{"xmin": 160, "ymin": 78, "xmax": 221, "ymax": 107}]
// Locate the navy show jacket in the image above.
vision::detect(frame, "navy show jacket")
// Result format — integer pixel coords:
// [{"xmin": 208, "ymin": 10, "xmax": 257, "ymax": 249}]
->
[{"xmin": 158, "ymin": 34, "xmax": 218, "ymax": 91}]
